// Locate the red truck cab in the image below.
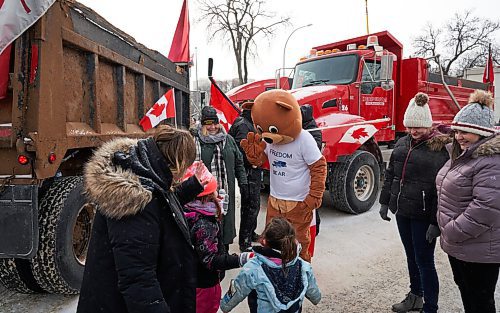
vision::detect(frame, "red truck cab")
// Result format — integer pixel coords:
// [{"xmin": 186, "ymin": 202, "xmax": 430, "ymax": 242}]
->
[{"xmin": 227, "ymin": 31, "xmax": 491, "ymax": 214}]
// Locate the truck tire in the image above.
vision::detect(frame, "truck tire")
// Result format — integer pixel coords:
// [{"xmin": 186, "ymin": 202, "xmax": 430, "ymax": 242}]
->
[
  {"xmin": 0, "ymin": 259, "xmax": 43, "ymax": 293},
  {"xmin": 31, "ymin": 176, "xmax": 95, "ymax": 294},
  {"xmin": 329, "ymin": 150, "xmax": 380, "ymax": 214}
]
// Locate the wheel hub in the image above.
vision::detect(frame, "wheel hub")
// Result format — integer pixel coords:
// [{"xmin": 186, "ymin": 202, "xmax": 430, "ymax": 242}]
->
[
  {"xmin": 353, "ymin": 165, "xmax": 375, "ymax": 202},
  {"xmin": 72, "ymin": 203, "xmax": 96, "ymax": 266}
]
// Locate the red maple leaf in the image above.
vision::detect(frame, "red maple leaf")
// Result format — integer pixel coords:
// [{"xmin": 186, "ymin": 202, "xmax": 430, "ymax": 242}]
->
[
  {"xmin": 150, "ymin": 102, "xmax": 165, "ymax": 117},
  {"xmin": 351, "ymin": 127, "xmax": 369, "ymax": 140}
]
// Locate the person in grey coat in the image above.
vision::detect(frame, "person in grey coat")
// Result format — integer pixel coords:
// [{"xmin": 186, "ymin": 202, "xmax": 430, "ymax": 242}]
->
[{"xmin": 436, "ymin": 90, "xmax": 500, "ymax": 313}]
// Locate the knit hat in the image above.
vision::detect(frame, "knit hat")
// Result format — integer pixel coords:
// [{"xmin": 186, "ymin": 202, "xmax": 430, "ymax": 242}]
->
[
  {"xmin": 451, "ymin": 90, "xmax": 496, "ymax": 137},
  {"xmin": 201, "ymin": 106, "xmax": 219, "ymax": 125},
  {"xmin": 403, "ymin": 92, "xmax": 433, "ymax": 128}
]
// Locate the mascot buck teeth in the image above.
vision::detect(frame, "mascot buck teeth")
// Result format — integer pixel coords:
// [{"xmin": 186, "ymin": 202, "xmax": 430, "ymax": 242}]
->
[{"xmin": 240, "ymin": 89, "xmax": 327, "ymax": 262}]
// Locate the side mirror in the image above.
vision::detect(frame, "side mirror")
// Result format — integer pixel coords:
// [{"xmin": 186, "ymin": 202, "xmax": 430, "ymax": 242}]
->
[{"xmin": 380, "ymin": 54, "xmax": 393, "ymax": 81}]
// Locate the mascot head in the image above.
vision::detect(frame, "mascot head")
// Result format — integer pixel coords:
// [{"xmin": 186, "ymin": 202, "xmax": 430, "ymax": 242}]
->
[{"xmin": 244, "ymin": 89, "xmax": 302, "ymax": 145}]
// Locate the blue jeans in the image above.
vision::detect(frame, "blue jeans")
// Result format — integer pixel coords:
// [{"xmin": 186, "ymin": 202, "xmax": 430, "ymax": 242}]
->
[{"xmin": 396, "ymin": 215, "xmax": 439, "ymax": 313}]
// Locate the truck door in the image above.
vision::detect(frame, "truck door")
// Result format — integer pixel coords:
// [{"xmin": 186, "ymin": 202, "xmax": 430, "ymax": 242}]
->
[{"xmin": 359, "ymin": 59, "xmax": 394, "ymax": 142}]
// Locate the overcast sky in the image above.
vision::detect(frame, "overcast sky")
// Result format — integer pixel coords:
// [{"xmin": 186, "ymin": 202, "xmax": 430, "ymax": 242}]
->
[{"xmin": 78, "ymin": 0, "xmax": 499, "ymax": 86}]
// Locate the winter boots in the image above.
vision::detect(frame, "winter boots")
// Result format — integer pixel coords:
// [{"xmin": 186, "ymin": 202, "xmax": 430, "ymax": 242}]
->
[{"xmin": 392, "ymin": 292, "xmax": 424, "ymax": 312}]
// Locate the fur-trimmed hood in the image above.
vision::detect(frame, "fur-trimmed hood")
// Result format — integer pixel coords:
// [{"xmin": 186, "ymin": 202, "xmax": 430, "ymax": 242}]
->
[
  {"xmin": 473, "ymin": 134, "xmax": 500, "ymax": 158},
  {"xmin": 84, "ymin": 137, "xmax": 172, "ymax": 219},
  {"xmin": 426, "ymin": 133, "xmax": 453, "ymax": 152}
]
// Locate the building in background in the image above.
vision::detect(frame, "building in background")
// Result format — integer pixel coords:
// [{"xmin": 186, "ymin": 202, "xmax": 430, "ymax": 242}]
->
[{"xmin": 464, "ymin": 66, "xmax": 500, "ymax": 124}]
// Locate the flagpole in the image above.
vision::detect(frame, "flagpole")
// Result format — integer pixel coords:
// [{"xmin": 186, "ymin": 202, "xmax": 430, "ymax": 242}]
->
[{"xmin": 365, "ymin": 0, "xmax": 370, "ymax": 34}]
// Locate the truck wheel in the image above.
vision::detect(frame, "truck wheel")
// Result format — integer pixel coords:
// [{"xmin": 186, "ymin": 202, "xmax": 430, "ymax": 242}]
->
[
  {"xmin": 329, "ymin": 150, "xmax": 380, "ymax": 214},
  {"xmin": 31, "ymin": 177, "xmax": 95, "ymax": 294},
  {"xmin": 0, "ymin": 259, "xmax": 43, "ymax": 293}
]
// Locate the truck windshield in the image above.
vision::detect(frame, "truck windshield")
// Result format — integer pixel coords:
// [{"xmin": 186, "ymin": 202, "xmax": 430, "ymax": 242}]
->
[{"xmin": 292, "ymin": 54, "xmax": 358, "ymax": 89}]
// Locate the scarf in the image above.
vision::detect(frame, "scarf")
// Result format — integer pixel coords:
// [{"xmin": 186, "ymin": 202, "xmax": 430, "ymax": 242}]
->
[{"xmin": 196, "ymin": 125, "xmax": 228, "ymax": 191}]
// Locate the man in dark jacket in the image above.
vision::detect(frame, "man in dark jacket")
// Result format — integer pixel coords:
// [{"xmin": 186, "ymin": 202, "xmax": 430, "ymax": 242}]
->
[
  {"xmin": 77, "ymin": 127, "xmax": 203, "ymax": 313},
  {"xmin": 229, "ymin": 101, "xmax": 262, "ymax": 252},
  {"xmin": 300, "ymin": 104, "xmax": 323, "ymax": 235}
]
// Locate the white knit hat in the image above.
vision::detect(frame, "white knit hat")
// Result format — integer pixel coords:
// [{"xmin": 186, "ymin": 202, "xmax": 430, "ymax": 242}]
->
[
  {"xmin": 403, "ymin": 93, "xmax": 433, "ymax": 128},
  {"xmin": 451, "ymin": 90, "xmax": 496, "ymax": 137}
]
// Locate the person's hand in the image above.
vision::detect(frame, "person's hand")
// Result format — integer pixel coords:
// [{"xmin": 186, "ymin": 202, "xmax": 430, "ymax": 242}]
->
[
  {"xmin": 238, "ymin": 252, "xmax": 254, "ymax": 266},
  {"xmin": 426, "ymin": 225, "xmax": 441, "ymax": 243},
  {"xmin": 379, "ymin": 204, "xmax": 391, "ymax": 221},
  {"xmin": 193, "ymin": 161, "xmax": 209, "ymax": 187}
]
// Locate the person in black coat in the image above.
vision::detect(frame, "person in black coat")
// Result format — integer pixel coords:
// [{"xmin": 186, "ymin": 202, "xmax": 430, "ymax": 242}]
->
[
  {"xmin": 229, "ymin": 101, "xmax": 262, "ymax": 252},
  {"xmin": 300, "ymin": 104, "xmax": 323, "ymax": 235},
  {"xmin": 77, "ymin": 126, "xmax": 204, "ymax": 313},
  {"xmin": 379, "ymin": 93, "xmax": 450, "ymax": 313}
]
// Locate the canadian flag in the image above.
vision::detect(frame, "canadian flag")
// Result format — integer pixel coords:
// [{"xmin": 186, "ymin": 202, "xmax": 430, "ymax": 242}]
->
[
  {"xmin": 0, "ymin": 0, "xmax": 56, "ymax": 54},
  {"xmin": 139, "ymin": 89, "xmax": 176, "ymax": 131},
  {"xmin": 1, "ymin": 0, "xmax": 55, "ymax": 99},
  {"xmin": 339, "ymin": 124, "xmax": 378, "ymax": 145}
]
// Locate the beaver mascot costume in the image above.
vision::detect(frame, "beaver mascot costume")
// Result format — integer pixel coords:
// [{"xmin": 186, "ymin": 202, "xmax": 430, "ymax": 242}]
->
[{"xmin": 241, "ymin": 89, "xmax": 327, "ymax": 262}]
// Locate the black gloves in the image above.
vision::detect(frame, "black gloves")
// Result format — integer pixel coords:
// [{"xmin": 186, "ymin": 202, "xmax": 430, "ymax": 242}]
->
[
  {"xmin": 426, "ymin": 225, "xmax": 441, "ymax": 243},
  {"xmin": 379, "ymin": 204, "xmax": 391, "ymax": 221}
]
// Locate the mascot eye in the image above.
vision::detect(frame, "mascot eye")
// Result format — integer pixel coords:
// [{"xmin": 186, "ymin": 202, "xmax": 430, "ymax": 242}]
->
[
  {"xmin": 269, "ymin": 126, "xmax": 279, "ymax": 134},
  {"xmin": 256, "ymin": 125, "xmax": 263, "ymax": 134}
]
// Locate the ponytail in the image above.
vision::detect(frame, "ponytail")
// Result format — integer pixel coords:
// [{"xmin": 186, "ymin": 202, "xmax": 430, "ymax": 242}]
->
[
  {"xmin": 280, "ymin": 234, "xmax": 297, "ymax": 272},
  {"xmin": 262, "ymin": 217, "xmax": 298, "ymax": 273}
]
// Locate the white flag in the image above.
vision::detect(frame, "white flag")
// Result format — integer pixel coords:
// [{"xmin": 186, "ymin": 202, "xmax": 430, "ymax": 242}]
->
[{"xmin": 0, "ymin": 0, "xmax": 56, "ymax": 54}]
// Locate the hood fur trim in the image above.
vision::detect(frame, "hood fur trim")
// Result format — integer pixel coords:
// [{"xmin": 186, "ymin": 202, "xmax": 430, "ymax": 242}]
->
[
  {"xmin": 426, "ymin": 134, "xmax": 452, "ymax": 151},
  {"xmin": 473, "ymin": 135, "xmax": 500, "ymax": 158},
  {"xmin": 84, "ymin": 138, "xmax": 152, "ymax": 219}
]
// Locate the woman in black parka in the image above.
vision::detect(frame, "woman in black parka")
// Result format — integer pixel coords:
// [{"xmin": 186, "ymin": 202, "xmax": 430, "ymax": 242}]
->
[
  {"xmin": 77, "ymin": 126, "xmax": 204, "ymax": 313},
  {"xmin": 379, "ymin": 93, "xmax": 450, "ymax": 313}
]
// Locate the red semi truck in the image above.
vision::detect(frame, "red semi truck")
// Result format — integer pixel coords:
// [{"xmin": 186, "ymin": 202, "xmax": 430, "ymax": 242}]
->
[{"xmin": 227, "ymin": 31, "xmax": 491, "ymax": 214}]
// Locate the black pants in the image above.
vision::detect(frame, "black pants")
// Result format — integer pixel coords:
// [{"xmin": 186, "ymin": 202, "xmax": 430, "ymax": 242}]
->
[
  {"xmin": 239, "ymin": 168, "xmax": 261, "ymax": 249},
  {"xmin": 448, "ymin": 255, "xmax": 499, "ymax": 313}
]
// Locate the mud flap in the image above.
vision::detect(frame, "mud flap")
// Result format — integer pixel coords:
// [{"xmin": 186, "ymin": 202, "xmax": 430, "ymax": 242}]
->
[{"xmin": 0, "ymin": 185, "xmax": 38, "ymax": 258}]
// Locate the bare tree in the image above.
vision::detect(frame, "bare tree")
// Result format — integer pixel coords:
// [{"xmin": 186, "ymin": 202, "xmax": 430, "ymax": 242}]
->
[
  {"xmin": 198, "ymin": 0, "xmax": 290, "ymax": 84},
  {"xmin": 412, "ymin": 10, "xmax": 499, "ymax": 76}
]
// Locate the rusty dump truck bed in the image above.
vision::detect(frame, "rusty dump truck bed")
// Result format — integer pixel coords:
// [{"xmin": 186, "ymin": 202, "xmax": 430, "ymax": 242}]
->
[{"xmin": 0, "ymin": 0, "xmax": 190, "ymax": 182}]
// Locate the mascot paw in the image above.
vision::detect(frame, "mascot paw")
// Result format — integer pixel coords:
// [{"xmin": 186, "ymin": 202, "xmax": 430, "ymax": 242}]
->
[{"xmin": 240, "ymin": 132, "xmax": 266, "ymax": 166}]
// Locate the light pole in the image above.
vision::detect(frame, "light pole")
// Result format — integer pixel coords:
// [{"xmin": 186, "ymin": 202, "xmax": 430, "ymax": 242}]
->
[{"xmin": 282, "ymin": 24, "xmax": 312, "ymax": 79}]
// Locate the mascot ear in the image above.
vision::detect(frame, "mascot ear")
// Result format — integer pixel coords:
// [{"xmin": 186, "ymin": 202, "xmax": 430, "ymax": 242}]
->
[
  {"xmin": 276, "ymin": 101, "xmax": 293, "ymax": 110},
  {"xmin": 241, "ymin": 100, "xmax": 254, "ymax": 110}
]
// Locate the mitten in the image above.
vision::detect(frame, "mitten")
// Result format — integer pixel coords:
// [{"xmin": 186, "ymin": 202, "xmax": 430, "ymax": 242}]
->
[
  {"xmin": 238, "ymin": 252, "xmax": 254, "ymax": 267},
  {"xmin": 379, "ymin": 204, "xmax": 391, "ymax": 221}
]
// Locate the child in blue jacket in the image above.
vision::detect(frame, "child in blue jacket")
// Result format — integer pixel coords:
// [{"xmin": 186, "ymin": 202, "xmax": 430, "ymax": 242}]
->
[{"xmin": 220, "ymin": 217, "xmax": 321, "ymax": 313}]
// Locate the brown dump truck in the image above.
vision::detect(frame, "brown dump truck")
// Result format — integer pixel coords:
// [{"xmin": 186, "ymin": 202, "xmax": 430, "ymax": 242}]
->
[{"xmin": 0, "ymin": 0, "xmax": 190, "ymax": 294}]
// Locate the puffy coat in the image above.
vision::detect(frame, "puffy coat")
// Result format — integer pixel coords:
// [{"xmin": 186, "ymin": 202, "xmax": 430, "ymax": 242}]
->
[
  {"xmin": 379, "ymin": 133, "xmax": 450, "ymax": 224},
  {"xmin": 184, "ymin": 202, "xmax": 240, "ymax": 288},
  {"xmin": 220, "ymin": 246, "xmax": 321, "ymax": 313},
  {"xmin": 436, "ymin": 134, "xmax": 500, "ymax": 263},
  {"xmin": 77, "ymin": 137, "xmax": 203, "ymax": 313}
]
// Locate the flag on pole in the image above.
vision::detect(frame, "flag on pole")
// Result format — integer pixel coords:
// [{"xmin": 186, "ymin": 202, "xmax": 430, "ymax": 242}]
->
[
  {"xmin": 483, "ymin": 44, "xmax": 494, "ymax": 85},
  {"xmin": 0, "ymin": 0, "xmax": 56, "ymax": 54},
  {"xmin": 139, "ymin": 89, "xmax": 176, "ymax": 131},
  {"xmin": 0, "ymin": 44, "xmax": 11, "ymax": 100},
  {"xmin": 168, "ymin": 0, "xmax": 190, "ymax": 63},
  {"xmin": 209, "ymin": 77, "xmax": 240, "ymax": 131}
]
